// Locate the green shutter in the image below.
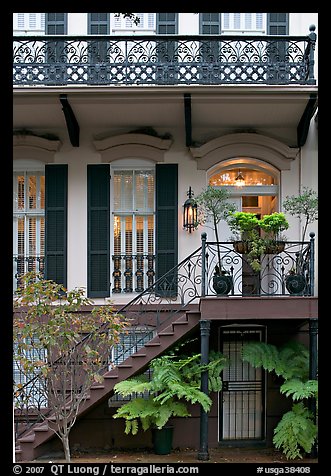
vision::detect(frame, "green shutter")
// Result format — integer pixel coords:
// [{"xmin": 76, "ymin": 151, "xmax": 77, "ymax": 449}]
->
[
  {"xmin": 45, "ymin": 164, "xmax": 68, "ymax": 288},
  {"xmin": 155, "ymin": 164, "xmax": 178, "ymax": 296},
  {"xmin": 267, "ymin": 13, "xmax": 289, "ymax": 35},
  {"xmin": 87, "ymin": 164, "xmax": 110, "ymax": 297}
]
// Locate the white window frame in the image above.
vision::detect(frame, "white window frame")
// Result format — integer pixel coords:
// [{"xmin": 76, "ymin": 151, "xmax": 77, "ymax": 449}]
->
[
  {"xmin": 111, "ymin": 165, "xmax": 155, "ymax": 293},
  {"xmin": 13, "ymin": 162, "xmax": 45, "ymax": 292},
  {"xmin": 110, "ymin": 13, "xmax": 156, "ymax": 34},
  {"xmin": 222, "ymin": 13, "xmax": 266, "ymax": 35}
]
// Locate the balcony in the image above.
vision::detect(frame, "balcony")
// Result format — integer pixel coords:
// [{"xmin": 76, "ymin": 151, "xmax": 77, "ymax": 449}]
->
[
  {"xmin": 13, "ymin": 28, "xmax": 316, "ymax": 87},
  {"xmin": 13, "ymin": 234, "xmax": 316, "ymax": 298}
]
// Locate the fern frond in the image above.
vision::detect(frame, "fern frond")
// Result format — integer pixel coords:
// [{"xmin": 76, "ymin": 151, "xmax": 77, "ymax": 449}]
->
[
  {"xmin": 113, "ymin": 375, "xmax": 150, "ymax": 396},
  {"xmin": 280, "ymin": 379, "xmax": 318, "ymax": 401},
  {"xmin": 278, "ymin": 342, "xmax": 309, "ymax": 380},
  {"xmin": 273, "ymin": 402, "xmax": 317, "ymax": 460},
  {"xmin": 242, "ymin": 342, "xmax": 279, "ymax": 372}
]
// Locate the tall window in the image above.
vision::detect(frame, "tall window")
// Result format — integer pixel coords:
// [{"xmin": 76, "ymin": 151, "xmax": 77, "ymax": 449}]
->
[
  {"xmin": 112, "ymin": 169, "xmax": 155, "ymax": 293},
  {"xmin": 13, "ymin": 170, "xmax": 45, "ymax": 292}
]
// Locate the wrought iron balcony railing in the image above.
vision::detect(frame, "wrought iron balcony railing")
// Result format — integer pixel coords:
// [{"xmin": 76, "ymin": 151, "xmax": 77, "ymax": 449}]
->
[
  {"xmin": 13, "ymin": 235, "xmax": 315, "ymax": 298},
  {"xmin": 13, "ymin": 26, "xmax": 316, "ymax": 87}
]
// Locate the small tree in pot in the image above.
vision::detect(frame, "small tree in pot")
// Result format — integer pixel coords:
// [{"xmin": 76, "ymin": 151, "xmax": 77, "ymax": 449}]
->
[
  {"xmin": 282, "ymin": 187, "xmax": 318, "ymax": 294},
  {"xmin": 194, "ymin": 186, "xmax": 236, "ymax": 294}
]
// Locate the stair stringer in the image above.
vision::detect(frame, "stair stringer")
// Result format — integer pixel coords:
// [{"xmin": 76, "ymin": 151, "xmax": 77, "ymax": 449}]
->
[{"xmin": 15, "ymin": 309, "xmax": 201, "ymax": 462}]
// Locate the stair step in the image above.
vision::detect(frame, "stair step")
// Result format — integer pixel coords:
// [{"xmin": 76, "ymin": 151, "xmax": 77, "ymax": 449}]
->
[
  {"xmin": 90, "ymin": 385, "xmax": 105, "ymax": 390},
  {"xmin": 104, "ymin": 374, "xmax": 119, "ymax": 379},
  {"xmin": 118, "ymin": 364, "xmax": 132, "ymax": 369},
  {"xmin": 18, "ymin": 434, "xmax": 35, "ymax": 443},
  {"xmin": 159, "ymin": 331, "xmax": 174, "ymax": 336},
  {"xmin": 145, "ymin": 342, "xmax": 161, "ymax": 347},
  {"xmin": 132, "ymin": 353, "xmax": 147, "ymax": 358},
  {"xmin": 173, "ymin": 321, "xmax": 188, "ymax": 325},
  {"xmin": 34, "ymin": 424, "xmax": 49, "ymax": 432}
]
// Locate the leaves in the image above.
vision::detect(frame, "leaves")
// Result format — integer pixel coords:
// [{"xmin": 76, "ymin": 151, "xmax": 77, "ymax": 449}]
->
[
  {"xmin": 273, "ymin": 403, "xmax": 317, "ymax": 459},
  {"xmin": 13, "ymin": 272, "xmax": 128, "ymax": 458},
  {"xmin": 113, "ymin": 350, "xmax": 227, "ymax": 434},
  {"xmin": 280, "ymin": 379, "xmax": 318, "ymax": 401}
]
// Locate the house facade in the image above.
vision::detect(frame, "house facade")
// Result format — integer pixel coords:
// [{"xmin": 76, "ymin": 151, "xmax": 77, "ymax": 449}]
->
[{"xmin": 13, "ymin": 12, "xmax": 318, "ymax": 462}]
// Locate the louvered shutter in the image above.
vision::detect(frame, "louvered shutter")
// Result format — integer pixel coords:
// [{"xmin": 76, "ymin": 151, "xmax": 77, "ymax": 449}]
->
[
  {"xmin": 87, "ymin": 164, "xmax": 110, "ymax": 297},
  {"xmin": 44, "ymin": 164, "xmax": 67, "ymax": 288},
  {"xmin": 267, "ymin": 13, "xmax": 289, "ymax": 35},
  {"xmin": 266, "ymin": 13, "xmax": 289, "ymax": 83},
  {"xmin": 155, "ymin": 164, "xmax": 178, "ymax": 296}
]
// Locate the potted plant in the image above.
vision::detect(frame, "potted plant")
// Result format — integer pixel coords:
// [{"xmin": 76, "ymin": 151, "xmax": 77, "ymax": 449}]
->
[
  {"xmin": 259, "ymin": 212, "xmax": 289, "ymax": 253},
  {"xmin": 283, "ymin": 187, "xmax": 318, "ymax": 294},
  {"xmin": 227, "ymin": 211, "xmax": 289, "ymax": 272},
  {"xmin": 194, "ymin": 186, "xmax": 236, "ymax": 294},
  {"xmin": 227, "ymin": 211, "xmax": 265, "ymax": 272},
  {"xmin": 112, "ymin": 349, "xmax": 228, "ymax": 455}
]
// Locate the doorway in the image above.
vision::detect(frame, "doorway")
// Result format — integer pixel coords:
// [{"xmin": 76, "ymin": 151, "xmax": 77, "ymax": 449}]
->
[{"xmin": 219, "ymin": 326, "xmax": 266, "ymax": 443}]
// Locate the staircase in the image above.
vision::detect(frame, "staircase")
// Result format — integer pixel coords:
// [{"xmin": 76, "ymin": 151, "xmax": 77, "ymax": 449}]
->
[{"xmin": 15, "ymin": 308, "xmax": 201, "ymax": 462}]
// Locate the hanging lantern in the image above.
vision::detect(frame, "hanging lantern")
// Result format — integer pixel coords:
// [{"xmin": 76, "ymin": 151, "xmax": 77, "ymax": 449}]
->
[{"xmin": 183, "ymin": 186, "xmax": 198, "ymax": 233}]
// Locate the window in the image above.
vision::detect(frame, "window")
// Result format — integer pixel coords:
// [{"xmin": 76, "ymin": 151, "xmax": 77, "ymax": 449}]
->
[
  {"xmin": 112, "ymin": 169, "xmax": 155, "ymax": 293},
  {"xmin": 13, "ymin": 338, "xmax": 48, "ymax": 408},
  {"xmin": 13, "ymin": 13, "xmax": 45, "ymax": 34},
  {"xmin": 13, "ymin": 170, "xmax": 45, "ymax": 292},
  {"xmin": 222, "ymin": 13, "xmax": 266, "ymax": 34},
  {"xmin": 111, "ymin": 13, "xmax": 155, "ymax": 32}
]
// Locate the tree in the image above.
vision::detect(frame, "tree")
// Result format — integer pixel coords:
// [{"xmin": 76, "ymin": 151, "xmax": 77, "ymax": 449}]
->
[
  {"xmin": 195, "ymin": 186, "xmax": 236, "ymax": 272},
  {"xmin": 283, "ymin": 187, "xmax": 318, "ymax": 243},
  {"xmin": 13, "ymin": 272, "xmax": 127, "ymax": 462}
]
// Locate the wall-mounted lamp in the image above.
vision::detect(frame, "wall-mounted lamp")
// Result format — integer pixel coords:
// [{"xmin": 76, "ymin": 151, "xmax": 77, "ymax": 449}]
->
[
  {"xmin": 235, "ymin": 170, "xmax": 245, "ymax": 187},
  {"xmin": 183, "ymin": 186, "xmax": 198, "ymax": 233}
]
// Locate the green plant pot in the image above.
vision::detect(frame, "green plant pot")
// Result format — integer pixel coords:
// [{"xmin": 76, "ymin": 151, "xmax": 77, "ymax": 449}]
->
[
  {"xmin": 152, "ymin": 426, "xmax": 174, "ymax": 455},
  {"xmin": 285, "ymin": 274, "xmax": 306, "ymax": 295},
  {"xmin": 212, "ymin": 274, "xmax": 233, "ymax": 295}
]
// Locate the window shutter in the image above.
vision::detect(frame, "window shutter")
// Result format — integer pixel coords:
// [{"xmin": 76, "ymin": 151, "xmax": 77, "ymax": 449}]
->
[
  {"xmin": 155, "ymin": 164, "xmax": 178, "ymax": 296},
  {"xmin": 44, "ymin": 164, "xmax": 67, "ymax": 288},
  {"xmin": 267, "ymin": 13, "xmax": 289, "ymax": 35},
  {"xmin": 87, "ymin": 164, "xmax": 110, "ymax": 298}
]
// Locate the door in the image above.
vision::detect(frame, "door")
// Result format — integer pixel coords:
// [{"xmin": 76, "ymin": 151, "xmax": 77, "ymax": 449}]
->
[{"xmin": 219, "ymin": 327, "xmax": 265, "ymax": 443}]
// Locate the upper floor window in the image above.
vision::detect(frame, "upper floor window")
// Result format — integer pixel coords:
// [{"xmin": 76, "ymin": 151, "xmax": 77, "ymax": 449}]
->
[
  {"xmin": 13, "ymin": 13, "xmax": 45, "ymax": 35},
  {"xmin": 111, "ymin": 13, "xmax": 156, "ymax": 33},
  {"xmin": 222, "ymin": 13, "xmax": 266, "ymax": 34}
]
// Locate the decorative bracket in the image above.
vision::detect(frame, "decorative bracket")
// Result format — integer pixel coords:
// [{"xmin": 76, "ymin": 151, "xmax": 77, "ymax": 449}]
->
[{"xmin": 59, "ymin": 94, "xmax": 80, "ymax": 147}]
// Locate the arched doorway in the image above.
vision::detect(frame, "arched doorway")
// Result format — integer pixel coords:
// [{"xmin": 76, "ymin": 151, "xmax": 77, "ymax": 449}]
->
[{"xmin": 209, "ymin": 158, "xmax": 280, "ymax": 294}]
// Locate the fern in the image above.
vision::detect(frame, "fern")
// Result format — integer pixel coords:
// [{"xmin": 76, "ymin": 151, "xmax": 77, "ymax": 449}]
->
[
  {"xmin": 242, "ymin": 342, "xmax": 279, "ymax": 373},
  {"xmin": 113, "ymin": 349, "xmax": 227, "ymax": 434},
  {"xmin": 113, "ymin": 375, "xmax": 151, "ymax": 396},
  {"xmin": 273, "ymin": 402, "xmax": 317, "ymax": 459},
  {"xmin": 241, "ymin": 340, "xmax": 318, "ymax": 460},
  {"xmin": 280, "ymin": 379, "xmax": 318, "ymax": 401},
  {"xmin": 242, "ymin": 341, "xmax": 310, "ymax": 381}
]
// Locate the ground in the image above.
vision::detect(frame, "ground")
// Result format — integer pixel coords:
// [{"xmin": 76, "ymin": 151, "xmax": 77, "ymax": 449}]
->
[{"xmin": 37, "ymin": 447, "xmax": 318, "ymax": 464}]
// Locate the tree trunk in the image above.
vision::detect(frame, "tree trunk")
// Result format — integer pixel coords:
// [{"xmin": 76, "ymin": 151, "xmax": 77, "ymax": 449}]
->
[{"xmin": 62, "ymin": 434, "xmax": 71, "ymax": 462}]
